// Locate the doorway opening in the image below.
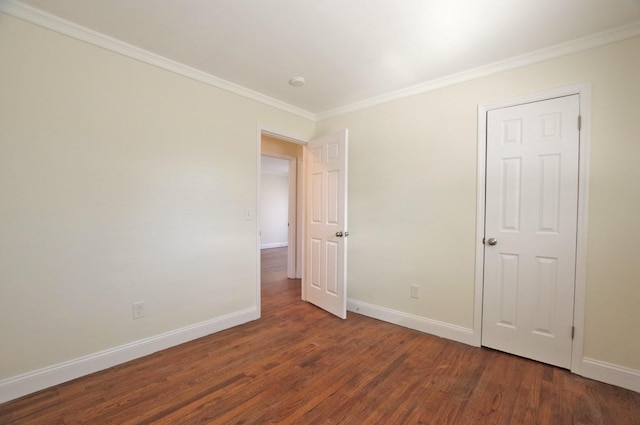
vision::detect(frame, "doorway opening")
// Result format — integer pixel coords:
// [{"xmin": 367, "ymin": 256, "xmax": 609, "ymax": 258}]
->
[
  {"xmin": 257, "ymin": 127, "xmax": 349, "ymax": 319},
  {"xmin": 258, "ymin": 130, "xmax": 306, "ymax": 315}
]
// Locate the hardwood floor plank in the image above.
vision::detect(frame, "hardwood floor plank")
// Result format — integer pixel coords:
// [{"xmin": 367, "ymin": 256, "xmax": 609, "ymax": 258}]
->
[{"xmin": 1, "ymin": 247, "xmax": 639, "ymax": 424}]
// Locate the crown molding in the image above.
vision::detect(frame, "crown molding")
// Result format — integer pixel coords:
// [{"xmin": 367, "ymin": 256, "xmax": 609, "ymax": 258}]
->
[
  {"xmin": 2, "ymin": 0, "xmax": 639, "ymax": 123},
  {"xmin": 0, "ymin": 0, "xmax": 316, "ymax": 121},
  {"xmin": 316, "ymin": 20, "xmax": 640, "ymax": 120}
]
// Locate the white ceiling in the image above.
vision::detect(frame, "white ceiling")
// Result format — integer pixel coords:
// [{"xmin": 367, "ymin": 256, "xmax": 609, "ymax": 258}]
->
[{"xmin": 12, "ymin": 0, "xmax": 640, "ymax": 115}]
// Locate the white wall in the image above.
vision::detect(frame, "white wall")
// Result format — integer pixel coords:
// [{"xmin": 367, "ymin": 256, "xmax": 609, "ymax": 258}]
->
[
  {"xmin": 0, "ymin": 12, "xmax": 314, "ymax": 393},
  {"xmin": 316, "ymin": 35, "xmax": 640, "ymax": 374},
  {"xmin": 260, "ymin": 165, "xmax": 289, "ymax": 249}
]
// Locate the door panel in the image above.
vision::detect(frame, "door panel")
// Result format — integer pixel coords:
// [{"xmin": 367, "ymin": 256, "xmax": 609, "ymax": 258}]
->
[
  {"xmin": 498, "ymin": 253, "xmax": 519, "ymax": 328},
  {"xmin": 305, "ymin": 130, "xmax": 348, "ymax": 319},
  {"xmin": 310, "ymin": 238, "xmax": 322, "ymax": 289},
  {"xmin": 501, "ymin": 158, "xmax": 521, "ymax": 231},
  {"xmin": 482, "ymin": 95, "xmax": 579, "ymax": 368}
]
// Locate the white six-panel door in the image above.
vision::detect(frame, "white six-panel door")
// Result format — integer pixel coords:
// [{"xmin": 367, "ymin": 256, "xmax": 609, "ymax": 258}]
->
[
  {"xmin": 305, "ymin": 130, "xmax": 348, "ymax": 319},
  {"xmin": 482, "ymin": 95, "xmax": 580, "ymax": 368}
]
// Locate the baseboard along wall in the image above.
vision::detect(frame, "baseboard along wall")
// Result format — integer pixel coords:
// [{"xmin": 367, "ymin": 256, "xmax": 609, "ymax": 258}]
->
[
  {"xmin": 2, "ymin": 300, "xmax": 638, "ymax": 404},
  {"xmin": 347, "ymin": 298, "xmax": 640, "ymax": 394},
  {"xmin": 260, "ymin": 242, "xmax": 288, "ymax": 249},
  {"xmin": 0, "ymin": 308, "xmax": 259, "ymax": 404}
]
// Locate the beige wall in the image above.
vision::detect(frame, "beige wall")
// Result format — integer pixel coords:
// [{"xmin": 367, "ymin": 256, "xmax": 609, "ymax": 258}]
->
[
  {"xmin": 316, "ymin": 35, "xmax": 640, "ymax": 370},
  {"xmin": 0, "ymin": 13, "xmax": 314, "ymax": 380}
]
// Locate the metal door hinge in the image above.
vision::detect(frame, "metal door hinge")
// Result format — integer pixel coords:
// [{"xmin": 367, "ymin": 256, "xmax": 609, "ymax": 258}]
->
[{"xmin": 577, "ymin": 115, "xmax": 582, "ymax": 131}]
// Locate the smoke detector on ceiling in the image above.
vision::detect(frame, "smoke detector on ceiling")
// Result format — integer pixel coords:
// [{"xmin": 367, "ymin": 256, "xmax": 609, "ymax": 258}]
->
[{"xmin": 288, "ymin": 76, "xmax": 306, "ymax": 87}]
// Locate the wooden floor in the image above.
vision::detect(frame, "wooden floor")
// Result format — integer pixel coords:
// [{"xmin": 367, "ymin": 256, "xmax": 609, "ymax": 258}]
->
[{"xmin": 2, "ymin": 248, "xmax": 639, "ymax": 424}]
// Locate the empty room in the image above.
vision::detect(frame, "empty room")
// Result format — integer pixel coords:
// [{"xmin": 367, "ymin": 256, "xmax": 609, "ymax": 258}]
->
[{"xmin": 1, "ymin": 0, "xmax": 639, "ymax": 423}]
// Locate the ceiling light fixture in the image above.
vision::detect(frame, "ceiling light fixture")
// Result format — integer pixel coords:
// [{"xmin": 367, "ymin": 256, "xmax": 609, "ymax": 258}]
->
[{"xmin": 288, "ymin": 76, "xmax": 306, "ymax": 87}]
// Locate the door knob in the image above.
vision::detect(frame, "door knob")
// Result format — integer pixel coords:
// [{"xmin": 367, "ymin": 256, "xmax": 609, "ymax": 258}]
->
[
  {"xmin": 336, "ymin": 231, "xmax": 343, "ymax": 237},
  {"xmin": 487, "ymin": 238, "xmax": 497, "ymax": 246}
]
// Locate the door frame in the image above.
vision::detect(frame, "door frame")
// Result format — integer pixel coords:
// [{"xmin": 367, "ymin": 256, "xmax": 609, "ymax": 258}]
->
[
  {"xmin": 473, "ymin": 83, "xmax": 591, "ymax": 373},
  {"xmin": 256, "ymin": 125, "xmax": 308, "ymax": 317}
]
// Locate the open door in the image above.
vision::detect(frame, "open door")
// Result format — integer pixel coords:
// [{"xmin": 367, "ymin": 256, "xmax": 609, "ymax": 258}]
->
[{"xmin": 304, "ymin": 130, "xmax": 348, "ymax": 319}]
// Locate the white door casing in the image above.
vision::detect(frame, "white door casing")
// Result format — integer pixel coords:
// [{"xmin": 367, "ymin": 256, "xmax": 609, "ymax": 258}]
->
[
  {"xmin": 482, "ymin": 94, "xmax": 580, "ymax": 369},
  {"xmin": 287, "ymin": 158, "xmax": 297, "ymax": 279},
  {"xmin": 305, "ymin": 130, "xmax": 348, "ymax": 319}
]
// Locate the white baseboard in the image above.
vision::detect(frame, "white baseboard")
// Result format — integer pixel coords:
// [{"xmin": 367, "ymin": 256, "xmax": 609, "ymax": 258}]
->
[
  {"xmin": 347, "ymin": 299, "xmax": 477, "ymax": 346},
  {"xmin": 3, "ymin": 303, "xmax": 637, "ymax": 404},
  {"xmin": 575, "ymin": 357, "xmax": 640, "ymax": 393},
  {"xmin": 260, "ymin": 242, "xmax": 288, "ymax": 249},
  {"xmin": 348, "ymin": 299, "xmax": 640, "ymax": 394},
  {"xmin": 0, "ymin": 307, "xmax": 259, "ymax": 404}
]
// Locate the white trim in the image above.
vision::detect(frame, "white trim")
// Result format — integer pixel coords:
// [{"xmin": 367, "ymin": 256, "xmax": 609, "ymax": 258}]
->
[
  {"xmin": 475, "ymin": 82, "xmax": 591, "ymax": 369},
  {"xmin": 296, "ymin": 157, "xmax": 304, "ymax": 279},
  {"xmin": 256, "ymin": 127, "xmax": 263, "ymax": 319},
  {"xmin": 348, "ymin": 299, "xmax": 476, "ymax": 346},
  {"xmin": 473, "ymin": 102, "xmax": 487, "ymax": 348},
  {"xmin": 0, "ymin": 0, "xmax": 315, "ymax": 121},
  {"xmin": 0, "ymin": 308, "xmax": 258, "ymax": 404},
  {"xmin": 571, "ymin": 86, "xmax": 592, "ymax": 378},
  {"xmin": 576, "ymin": 358, "xmax": 640, "ymax": 393},
  {"xmin": 300, "ymin": 148, "xmax": 308, "ymax": 301},
  {"xmin": 261, "ymin": 129, "xmax": 309, "ymax": 145},
  {"xmin": 287, "ymin": 159, "xmax": 297, "ymax": 278},
  {"xmin": 317, "ymin": 22, "xmax": 640, "ymax": 120},
  {"xmin": 261, "ymin": 242, "xmax": 288, "ymax": 249}
]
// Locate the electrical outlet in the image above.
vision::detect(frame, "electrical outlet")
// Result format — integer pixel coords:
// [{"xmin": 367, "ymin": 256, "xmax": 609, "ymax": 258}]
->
[
  {"xmin": 410, "ymin": 285, "xmax": 419, "ymax": 299},
  {"xmin": 132, "ymin": 301, "xmax": 145, "ymax": 319}
]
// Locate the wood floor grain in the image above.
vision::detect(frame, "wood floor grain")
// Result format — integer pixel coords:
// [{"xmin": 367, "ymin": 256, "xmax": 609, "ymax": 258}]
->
[{"xmin": 1, "ymin": 247, "xmax": 639, "ymax": 424}]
